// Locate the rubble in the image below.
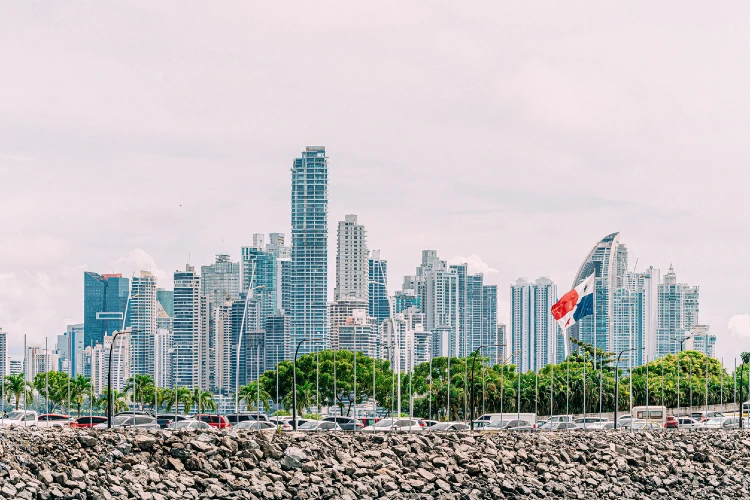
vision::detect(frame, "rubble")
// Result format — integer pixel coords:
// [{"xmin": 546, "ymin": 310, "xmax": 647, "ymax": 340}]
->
[{"xmin": 0, "ymin": 427, "xmax": 748, "ymax": 498}]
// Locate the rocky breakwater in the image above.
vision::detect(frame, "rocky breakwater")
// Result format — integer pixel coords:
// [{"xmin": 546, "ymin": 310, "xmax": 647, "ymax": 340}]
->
[{"xmin": 0, "ymin": 428, "xmax": 748, "ymax": 499}]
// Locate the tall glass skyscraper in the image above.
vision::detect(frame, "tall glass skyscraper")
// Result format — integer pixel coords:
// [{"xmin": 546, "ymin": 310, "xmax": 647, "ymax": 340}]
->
[
  {"xmin": 510, "ymin": 277, "xmax": 558, "ymax": 372},
  {"xmin": 291, "ymin": 146, "xmax": 329, "ymax": 355},
  {"xmin": 173, "ymin": 265, "xmax": 202, "ymax": 388},
  {"xmin": 83, "ymin": 272, "xmax": 129, "ymax": 348},
  {"xmin": 368, "ymin": 250, "xmax": 390, "ymax": 328},
  {"xmin": 128, "ymin": 271, "xmax": 157, "ymax": 377}
]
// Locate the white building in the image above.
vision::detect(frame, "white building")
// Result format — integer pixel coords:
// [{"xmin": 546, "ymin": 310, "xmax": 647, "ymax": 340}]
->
[
  {"xmin": 24, "ymin": 346, "xmax": 59, "ymax": 382},
  {"xmin": 0, "ymin": 328, "xmax": 6, "ymax": 377},
  {"xmin": 173, "ymin": 265, "xmax": 206, "ymax": 389},
  {"xmin": 656, "ymin": 265, "xmax": 701, "ymax": 357},
  {"xmin": 129, "ymin": 271, "xmax": 157, "ymax": 378},
  {"xmin": 420, "ymin": 252, "xmax": 459, "ymax": 358},
  {"xmin": 338, "ymin": 309, "xmax": 377, "ymax": 358},
  {"xmin": 688, "ymin": 325, "xmax": 716, "ymax": 358},
  {"xmin": 90, "ymin": 331, "xmax": 130, "ymax": 394},
  {"xmin": 334, "ymin": 215, "xmax": 369, "ymax": 302},
  {"xmin": 510, "ymin": 277, "xmax": 558, "ymax": 372}
]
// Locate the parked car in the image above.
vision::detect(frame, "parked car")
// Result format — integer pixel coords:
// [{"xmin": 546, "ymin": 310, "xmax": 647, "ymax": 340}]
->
[
  {"xmin": 37, "ymin": 414, "xmax": 72, "ymax": 428},
  {"xmin": 362, "ymin": 418, "xmax": 423, "ymax": 432},
  {"xmin": 544, "ymin": 422, "xmax": 580, "ymax": 432},
  {"xmin": 170, "ymin": 419, "xmax": 211, "ymax": 430},
  {"xmin": 297, "ymin": 420, "xmax": 343, "ymax": 432},
  {"xmin": 476, "ymin": 413, "xmax": 537, "ymax": 425},
  {"xmin": 483, "ymin": 419, "xmax": 534, "ymax": 432},
  {"xmin": 584, "ymin": 421, "xmax": 614, "ymax": 430},
  {"xmin": 535, "ymin": 420, "xmax": 549, "ymax": 429},
  {"xmin": 95, "ymin": 415, "xmax": 160, "ymax": 430},
  {"xmin": 235, "ymin": 421, "xmax": 277, "ymax": 432},
  {"xmin": 702, "ymin": 416, "xmax": 740, "ymax": 429},
  {"xmin": 71, "ymin": 416, "xmax": 108, "ymax": 428},
  {"xmin": 0, "ymin": 410, "xmax": 38, "ymax": 427},
  {"xmin": 420, "ymin": 419, "xmax": 439, "ymax": 428},
  {"xmin": 195, "ymin": 414, "xmax": 231, "ymax": 429},
  {"xmin": 471, "ymin": 420, "xmax": 490, "ymax": 429},
  {"xmin": 322, "ymin": 416, "xmax": 364, "ymax": 431},
  {"xmin": 115, "ymin": 410, "xmax": 155, "ymax": 417},
  {"xmin": 676, "ymin": 416, "xmax": 700, "ymax": 429},
  {"xmin": 156, "ymin": 414, "xmax": 192, "ymax": 429},
  {"xmin": 284, "ymin": 418, "xmax": 312, "ymax": 429},
  {"xmin": 548, "ymin": 415, "xmax": 575, "ymax": 424},
  {"xmin": 663, "ymin": 416, "xmax": 679, "ymax": 429},
  {"xmin": 691, "ymin": 411, "xmax": 724, "ymax": 422},
  {"xmin": 630, "ymin": 420, "xmax": 661, "ymax": 431},
  {"xmin": 574, "ymin": 417, "xmax": 609, "ymax": 429},
  {"xmin": 430, "ymin": 422, "xmax": 470, "ymax": 432},
  {"xmin": 226, "ymin": 412, "xmax": 268, "ymax": 424}
]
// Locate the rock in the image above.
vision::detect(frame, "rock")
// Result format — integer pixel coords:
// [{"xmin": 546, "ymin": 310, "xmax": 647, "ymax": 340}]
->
[
  {"xmin": 77, "ymin": 435, "xmax": 97, "ymax": 448},
  {"xmin": 135, "ymin": 434, "xmax": 158, "ymax": 452}
]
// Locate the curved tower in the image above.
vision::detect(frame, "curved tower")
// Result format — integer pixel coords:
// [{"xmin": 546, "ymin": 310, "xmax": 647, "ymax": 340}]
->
[{"xmin": 569, "ymin": 232, "xmax": 627, "ymax": 352}]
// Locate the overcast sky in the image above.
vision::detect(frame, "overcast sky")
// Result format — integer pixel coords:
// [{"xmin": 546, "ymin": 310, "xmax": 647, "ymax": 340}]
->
[{"xmin": 1, "ymin": 2, "xmax": 749, "ymax": 365}]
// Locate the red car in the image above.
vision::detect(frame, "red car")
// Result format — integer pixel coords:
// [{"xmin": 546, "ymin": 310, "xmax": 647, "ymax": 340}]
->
[
  {"xmin": 664, "ymin": 416, "xmax": 679, "ymax": 429},
  {"xmin": 71, "ymin": 416, "xmax": 108, "ymax": 428},
  {"xmin": 195, "ymin": 414, "xmax": 231, "ymax": 429}
]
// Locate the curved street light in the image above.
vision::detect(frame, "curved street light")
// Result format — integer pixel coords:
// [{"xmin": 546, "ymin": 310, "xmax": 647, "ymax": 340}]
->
[
  {"xmin": 107, "ymin": 328, "xmax": 136, "ymax": 428},
  {"xmin": 469, "ymin": 344, "xmax": 504, "ymax": 430},
  {"xmin": 614, "ymin": 346, "xmax": 644, "ymax": 429},
  {"xmin": 292, "ymin": 337, "xmax": 323, "ymax": 430}
]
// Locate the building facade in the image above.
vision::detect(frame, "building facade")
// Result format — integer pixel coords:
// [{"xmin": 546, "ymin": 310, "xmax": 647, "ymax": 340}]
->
[
  {"xmin": 368, "ymin": 250, "xmax": 390, "ymax": 328},
  {"xmin": 510, "ymin": 277, "xmax": 558, "ymax": 372},
  {"xmin": 128, "ymin": 271, "xmax": 157, "ymax": 378},
  {"xmin": 173, "ymin": 265, "xmax": 202, "ymax": 388},
  {"xmin": 291, "ymin": 146, "xmax": 329, "ymax": 355},
  {"xmin": 83, "ymin": 272, "xmax": 129, "ymax": 348},
  {"xmin": 334, "ymin": 215, "xmax": 369, "ymax": 302}
]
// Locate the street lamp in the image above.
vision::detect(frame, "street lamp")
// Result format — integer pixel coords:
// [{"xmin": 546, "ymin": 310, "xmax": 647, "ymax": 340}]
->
[
  {"xmin": 614, "ymin": 347, "xmax": 643, "ymax": 429},
  {"xmin": 107, "ymin": 329, "xmax": 133, "ymax": 429},
  {"xmin": 235, "ymin": 285, "xmax": 265, "ymax": 414},
  {"xmin": 470, "ymin": 344, "xmax": 504, "ymax": 430},
  {"xmin": 670, "ymin": 334, "xmax": 692, "ymax": 417},
  {"xmin": 292, "ymin": 337, "xmax": 323, "ymax": 430}
]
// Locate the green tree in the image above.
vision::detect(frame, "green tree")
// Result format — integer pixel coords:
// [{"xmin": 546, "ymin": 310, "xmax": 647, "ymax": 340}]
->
[
  {"xmin": 124, "ymin": 374, "xmax": 154, "ymax": 410},
  {"xmin": 238, "ymin": 382, "xmax": 272, "ymax": 412},
  {"xmin": 69, "ymin": 375, "xmax": 92, "ymax": 417},
  {"xmin": 190, "ymin": 387, "xmax": 216, "ymax": 414},
  {"xmin": 4, "ymin": 373, "xmax": 33, "ymax": 410},
  {"xmin": 97, "ymin": 388, "xmax": 128, "ymax": 414},
  {"xmin": 33, "ymin": 371, "xmax": 71, "ymax": 411},
  {"xmin": 164, "ymin": 387, "xmax": 193, "ymax": 414}
]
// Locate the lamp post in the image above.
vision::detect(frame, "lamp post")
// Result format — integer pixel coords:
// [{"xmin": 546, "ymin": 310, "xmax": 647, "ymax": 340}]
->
[
  {"xmin": 470, "ymin": 344, "xmax": 504, "ymax": 430},
  {"xmin": 235, "ymin": 285, "xmax": 265, "ymax": 414},
  {"xmin": 614, "ymin": 347, "xmax": 643, "ymax": 429},
  {"xmin": 670, "ymin": 334, "xmax": 692, "ymax": 416},
  {"xmin": 292, "ymin": 337, "xmax": 322, "ymax": 430},
  {"xmin": 107, "ymin": 329, "xmax": 132, "ymax": 428}
]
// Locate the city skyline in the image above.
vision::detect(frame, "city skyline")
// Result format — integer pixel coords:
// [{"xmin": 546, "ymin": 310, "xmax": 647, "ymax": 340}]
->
[{"xmin": 2, "ymin": 3, "xmax": 749, "ymax": 366}]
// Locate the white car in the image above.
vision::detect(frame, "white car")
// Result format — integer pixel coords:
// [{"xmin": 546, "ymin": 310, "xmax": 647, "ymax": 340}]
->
[
  {"xmin": 297, "ymin": 420, "xmax": 343, "ymax": 432},
  {"xmin": 676, "ymin": 416, "xmax": 700, "ymax": 429},
  {"xmin": 362, "ymin": 418, "xmax": 423, "ymax": 432},
  {"xmin": 37, "ymin": 414, "xmax": 73, "ymax": 428},
  {"xmin": 574, "ymin": 417, "xmax": 609, "ymax": 429},
  {"xmin": 0, "ymin": 410, "xmax": 38, "ymax": 427},
  {"xmin": 170, "ymin": 419, "xmax": 211, "ymax": 430}
]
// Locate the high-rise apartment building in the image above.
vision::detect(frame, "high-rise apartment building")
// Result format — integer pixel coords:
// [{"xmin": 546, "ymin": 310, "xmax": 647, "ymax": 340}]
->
[
  {"xmin": 201, "ymin": 254, "xmax": 241, "ymax": 305},
  {"xmin": 570, "ymin": 233, "xmax": 627, "ymax": 353},
  {"xmin": 57, "ymin": 323, "xmax": 84, "ymax": 376},
  {"xmin": 338, "ymin": 309, "xmax": 377, "ymax": 359},
  {"xmin": 450, "ymin": 263, "xmax": 469, "ymax": 357},
  {"xmin": 265, "ymin": 313, "xmax": 291, "ymax": 370},
  {"xmin": 156, "ymin": 289, "xmax": 174, "ymax": 317},
  {"xmin": 510, "ymin": 277, "xmax": 558, "ymax": 372},
  {"xmin": 688, "ymin": 325, "xmax": 716, "ymax": 358},
  {"xmin": 419, "ymin": 251, "xmax": 458, "ymax": 358},
  {"xmin": 0, "ymin": 329, "xmax": 6, "ymax": 377},
  {"xmin": 335, "ymin": 215, "xmax": 369, "ymax": 302},
  {"xmin": 173, "ymin": 265, "xmax": 203, "ymax": 388},
  {"xmin": 291, "ymin": 146, "xmax": 329, "ymax": 355},
  {"xmin": 24, "ymin": 346, "xmax": 59, "ymax": 382},
  {"xmin": 480, "ymin": 285, "xmax": 501, "ymax": 366},
  {"xmin": 656, "ymin": 265, "xmax": 701, "ymax": 357},
  {"xmin": 213, "ymin": 298, "xmax": 234, "ymax": 396},
  {"xmin": 230, "ymin": 294, "xmax": 264, "ymax": 392},
  {"xmin": 128, "ymin": 271, "xmax": 157, "ymax": 378},
  {"xmin": 83, "ymin": 272, "xmax": 130, "ymax": 348},
  {"xmin": 89, "ymin": 332, "xmax": 129, "ymax": 394},
  {"xmin": 242, "ymin": 234, "xmax": 291, "ymax": 327},
  {"xmin": 154, "ymin": 327, "xmax": 173, "ymax": 390},
  {"xmin": 611, "ymin": 267, "xmax": 660, "ymax": 367},
  {"xmin": 368, "ymin": 251, "xmax": 390, "ymax": 328}
]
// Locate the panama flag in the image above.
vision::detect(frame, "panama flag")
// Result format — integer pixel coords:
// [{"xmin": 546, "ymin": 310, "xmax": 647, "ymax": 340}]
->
[{"xmin": 551, "ymin": 273, "xmax": 595, "ymax": 330}]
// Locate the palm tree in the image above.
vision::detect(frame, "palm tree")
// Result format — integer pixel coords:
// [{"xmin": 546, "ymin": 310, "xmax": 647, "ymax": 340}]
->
[
  {"xmin": 190, "ymin": 387, "xmax": 216, "ymax": 414},
  {"xmin": 165, "ymin": 387, "xmax": 193, "ymax": 414},
  {"xmin": 96, "ymin": 388, "xmax": 128, "ymax": 414},
  {"xmin": 237, "ymin": 382, "xmax": 272, "ymax": 412},
  {"xmin": 69, "ymin": 375, "xmax": 92, "ymax": 417},
  {"xmin": 4, "ymin": 373, "xmax": 33, "ymax": 410},
  {"xmin": 124, "ymin": 374, "xmax": 154, "ymax": 410},
  {"xmin": 741, "ymin": 352, "xmax": 750, "ymax": 365}
]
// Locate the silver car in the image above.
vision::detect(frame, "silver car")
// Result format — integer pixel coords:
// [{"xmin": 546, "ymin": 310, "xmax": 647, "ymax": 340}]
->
[{"xmin": 95, "ymin": 415, "xmax": 160, "ymax": 430}]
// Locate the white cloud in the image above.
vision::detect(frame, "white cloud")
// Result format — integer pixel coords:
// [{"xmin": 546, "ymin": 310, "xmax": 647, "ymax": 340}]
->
[
  {"xmin": 447, "ymin": 254, "xmax": 499, "ymax": 276},
  {"xmin": 729, "ymin": 314, "xmax": 750, "ymax": 338},
  {"xmin": 110, "ymin": 249, "xmax": 173, "ymax": 289}
]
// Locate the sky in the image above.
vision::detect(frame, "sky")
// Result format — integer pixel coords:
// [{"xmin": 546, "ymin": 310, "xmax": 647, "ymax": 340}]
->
[{"xmin": 1, "ymin": 2, "xmax": 749, "ymax": 364}]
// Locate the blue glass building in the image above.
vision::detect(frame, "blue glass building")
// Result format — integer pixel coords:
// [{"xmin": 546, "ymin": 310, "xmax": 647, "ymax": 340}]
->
[
  {"xmin": 83, "ymin": 272, "xmax": 129, "ymax": 348},
  {"xmin": 368, "ymin": 251, "xmax": 390, "ymax": 328},
  {"xmin": 290, "ymin": 146, "xmax": 329, "ymax": 355}
]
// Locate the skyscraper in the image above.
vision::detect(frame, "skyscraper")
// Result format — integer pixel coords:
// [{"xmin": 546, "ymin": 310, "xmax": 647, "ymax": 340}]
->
[
  {"xmin": 201, "ymin": 254, "xmax": 241, "ymax": 305},
  {"xmin": 291, "ymin": 146, "xmax": 329, "ymax": 354},
  {"xmin": 480, "ymin": 285, "xmax": 501, "ymax": 365},
  {"xmin": 173, "ymin": 265, "xmax": 203, "ymax": 388},
  {"xmin": 656, "ymin": 265, "xmax": 700, "ymax": 357},
  {"xmin": 0, "ymin": 328, "xmax": 6, "ymax": 377},
  {"xmin": 418, "ymin": 251, "xmax": 458, "ymax": 358},
  {"xmin": 570, "ymin": 232, "xmax": 628, "ymax": 353},
  {"xmin": 83, "ymin": 272, "xmax": 129, "ymax": 348},
  {"xmin": 510, "ymin": 277, "xmax": 558, "ymax": 372},
  {"xmin": 128, "ymin": 271, "xmax": 157, "ymax": 378},
  {"xmin": 334, "ymin": 215, "xmax": 369, "ymax": 302},
  {"xmin": 368, "ymin": 250, "xmax": 390, "ymax": 329}
]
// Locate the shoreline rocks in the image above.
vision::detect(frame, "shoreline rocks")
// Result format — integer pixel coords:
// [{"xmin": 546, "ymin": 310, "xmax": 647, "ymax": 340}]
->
[{"xmin": 0, "ymin": 428, "xmax": 747, "ymax": 499}]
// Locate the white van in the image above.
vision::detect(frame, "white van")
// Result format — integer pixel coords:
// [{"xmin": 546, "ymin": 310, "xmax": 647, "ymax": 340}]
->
[
  {"xmin": 476, "ymin": 413, "xmax": 537, "ymax": 427},
  {"xmin": 548, "ymin": 415, "xmax": 574, "ymax": 423},
  {"xmin": 632, "ymin": 406, "xmax": 666, "ymax": 422}
]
